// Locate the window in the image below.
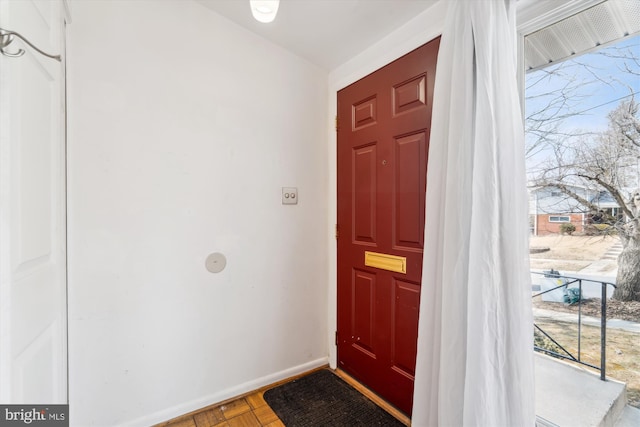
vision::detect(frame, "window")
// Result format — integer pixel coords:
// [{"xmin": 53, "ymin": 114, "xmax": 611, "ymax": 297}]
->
[{"xmin": 549, "ymin": 215, "xmax": 570, "ymax": 223}]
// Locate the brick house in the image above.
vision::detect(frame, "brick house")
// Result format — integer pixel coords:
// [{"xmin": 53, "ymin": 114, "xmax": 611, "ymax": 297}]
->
[{"xmin": 529, "ymin": 185, "xmax": 621, "ymax": 236}]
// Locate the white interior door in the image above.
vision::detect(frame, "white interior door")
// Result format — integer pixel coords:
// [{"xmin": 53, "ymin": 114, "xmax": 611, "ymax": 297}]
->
[{"xmin": 0, "ymin": 0, "xmax": 67, "ymax": 403}]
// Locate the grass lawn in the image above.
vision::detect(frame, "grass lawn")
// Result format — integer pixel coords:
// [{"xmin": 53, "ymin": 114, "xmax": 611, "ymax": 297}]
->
[{"xmin": 529, "ymin": 234, "xmax": 619, "ymax": 272}]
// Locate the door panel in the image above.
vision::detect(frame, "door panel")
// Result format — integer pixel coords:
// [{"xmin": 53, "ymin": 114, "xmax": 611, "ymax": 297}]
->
[
  {"xmin": 393, "ymin": 74, "xmax": 427, "ymax": 116},
  {"xmin": 0, "ymin": 0, "xmax": 67, "ymax": 403},
  {"xmin": 353, "ymin": 143, "xmax": 378, "ymax": 245},
  {"xmin": 391, "ymin": 279, "xmax": 420, "ymax": 377},
  {"xmin": 337, "ymin": 38, "xmax": 439, "ymax": 415},
  {"xmin": 351, "ymin": 269, "xmax": 377, "ymax": 356},
  {"xmin": 393, "ymin": 132, "xmax": 426, "ymax": 250},
  {"xmin": 353, "ymin": 96, "xmax": 377, "ymax": 130}
]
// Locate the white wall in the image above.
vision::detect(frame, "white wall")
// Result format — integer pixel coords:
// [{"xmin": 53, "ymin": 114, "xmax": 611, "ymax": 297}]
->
[
  {"xmin": 67, "ymin": 1, "xmax": 329, "ymax": 425},
  {"xmin": 326, "ymin": 0, "xmax": 447, "ymax": 369}
]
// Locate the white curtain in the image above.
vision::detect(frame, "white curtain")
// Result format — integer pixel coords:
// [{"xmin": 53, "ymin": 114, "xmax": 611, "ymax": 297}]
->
[{"xmin": 412, "ymin": 0, "xmax": 535, "ymax": 426}]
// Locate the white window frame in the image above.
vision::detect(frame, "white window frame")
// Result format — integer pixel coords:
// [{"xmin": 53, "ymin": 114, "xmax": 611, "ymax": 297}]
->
[
  {"xmin": 549, "ymin": 215, "xmax": 571, "ymax": 223},
  {"xmin": 516, "ymin": 0, "xmax": 603, "ymax": 111}
]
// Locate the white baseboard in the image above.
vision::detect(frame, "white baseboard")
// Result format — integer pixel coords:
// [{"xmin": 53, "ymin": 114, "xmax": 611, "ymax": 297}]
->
[{"xmin": 115, "ymin": 357, "xmax": 329, "ymax": 427}]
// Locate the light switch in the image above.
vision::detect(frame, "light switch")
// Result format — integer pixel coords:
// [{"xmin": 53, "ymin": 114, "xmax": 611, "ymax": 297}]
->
[{"xmin": 282, "ymin": 187, "xmax": 298, "ymax": 205}]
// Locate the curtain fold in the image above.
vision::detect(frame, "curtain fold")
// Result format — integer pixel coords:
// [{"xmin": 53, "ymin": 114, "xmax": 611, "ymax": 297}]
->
[{"xmin": 412, "ymin": 0, "xmax": 535, "ymax": 425}]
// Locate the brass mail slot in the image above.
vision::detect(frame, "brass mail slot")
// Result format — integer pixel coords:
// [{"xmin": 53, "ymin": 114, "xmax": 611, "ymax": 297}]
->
[{"xmin": 364, "ymin": 251, "xmax": 407, "ymax": 274}]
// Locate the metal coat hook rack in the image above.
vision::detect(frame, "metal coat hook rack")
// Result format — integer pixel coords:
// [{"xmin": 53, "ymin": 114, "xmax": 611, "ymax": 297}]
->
[{"xmin": 0, "ymin": 27, "xmax": 61, "ymax": 62}]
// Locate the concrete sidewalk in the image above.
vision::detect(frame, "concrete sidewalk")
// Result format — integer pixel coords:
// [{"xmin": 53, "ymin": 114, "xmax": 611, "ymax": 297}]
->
[{"xmin": 580, "ymin": 259, "xmax": 618, "ymax": 275}]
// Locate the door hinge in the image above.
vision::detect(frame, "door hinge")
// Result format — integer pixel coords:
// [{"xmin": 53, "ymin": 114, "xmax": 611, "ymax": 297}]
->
[
  {"xmin": 335, "ymin": 115, "xmax": 338, "ymax": 131},
  {"xmin": 335, "ymin": 331, "xmax": 338, "ymax": 346},
  {"xmin": 335, "ymin": 224, "xmax": 339, "ymax": 240}
]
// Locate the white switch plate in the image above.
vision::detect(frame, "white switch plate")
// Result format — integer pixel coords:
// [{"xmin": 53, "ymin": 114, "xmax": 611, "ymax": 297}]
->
[{"xmin": 282, "ymin": 187, "xmax": 298, "ymax": 205}]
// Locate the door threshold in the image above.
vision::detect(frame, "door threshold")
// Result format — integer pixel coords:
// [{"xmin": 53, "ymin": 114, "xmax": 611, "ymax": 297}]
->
[{"xmin": 334, "ymin": 369, "xmax": 411, "ymax": 426}]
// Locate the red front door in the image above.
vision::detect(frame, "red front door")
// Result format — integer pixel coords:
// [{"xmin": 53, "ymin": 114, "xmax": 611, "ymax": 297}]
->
[{"xmin": 336, "ymin": 38, "xmax": 439, "ymax": 415}]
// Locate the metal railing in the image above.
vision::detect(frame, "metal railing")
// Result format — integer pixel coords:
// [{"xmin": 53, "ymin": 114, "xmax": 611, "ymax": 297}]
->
[{"xmin": 532, "ymin": 271, "xmax": 617, "ymax": 380}]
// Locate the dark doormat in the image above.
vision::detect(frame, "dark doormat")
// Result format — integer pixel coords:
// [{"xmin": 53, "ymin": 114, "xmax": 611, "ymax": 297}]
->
[{"xmin": 263, "ymin": 369, "xmax": 405, "ymax": 426}]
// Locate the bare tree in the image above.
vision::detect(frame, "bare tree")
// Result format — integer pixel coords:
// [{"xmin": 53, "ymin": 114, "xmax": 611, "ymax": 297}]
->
[
  {"xmin": 526, "ymin": 37, "xmax": 640, "ymax": 301},
  {"xmin": 525, "ymin": 61, "xmax": 595, "ymax": 160},
  {"xmin": 530, "ymin": 97, "xmax": 640, "ymax": 301},
  {"xmin": 605, "ymin": 99, "xmax": 640, "ymax": 301}
]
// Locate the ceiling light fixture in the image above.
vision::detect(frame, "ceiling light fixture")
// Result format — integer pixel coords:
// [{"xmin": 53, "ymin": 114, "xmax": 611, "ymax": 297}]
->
[{"xmin": 250, "ymin": 0, "xmax": 279, "ymax": 23}]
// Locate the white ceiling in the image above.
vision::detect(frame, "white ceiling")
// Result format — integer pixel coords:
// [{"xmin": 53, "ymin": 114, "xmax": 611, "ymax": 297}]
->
[
  {"xmin": 524, "ymin": 0, "xmax": 640, "ymax": 72},
  {"xmin": 197, "ymin": 0, "xmax": 438, "ymax": 71},
  {"xmin": 198, "ymin": 0, "xmax": 639, "ymax": 73}
]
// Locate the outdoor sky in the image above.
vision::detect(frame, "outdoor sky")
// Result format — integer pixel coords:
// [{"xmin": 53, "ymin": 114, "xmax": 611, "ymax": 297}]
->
[
  {"xmin": 525, "ymin": 33, "xmax": 640, "ymax": 139},
  {"xmin": 524, "ymin": 33, "xmax": 640, "ymax": 177}
]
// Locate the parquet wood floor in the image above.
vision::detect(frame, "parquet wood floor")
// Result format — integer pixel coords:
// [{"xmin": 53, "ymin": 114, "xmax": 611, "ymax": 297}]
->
[{"xmin": 157, "ymin": 367, "xmax": 410, "ymax": 427}]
